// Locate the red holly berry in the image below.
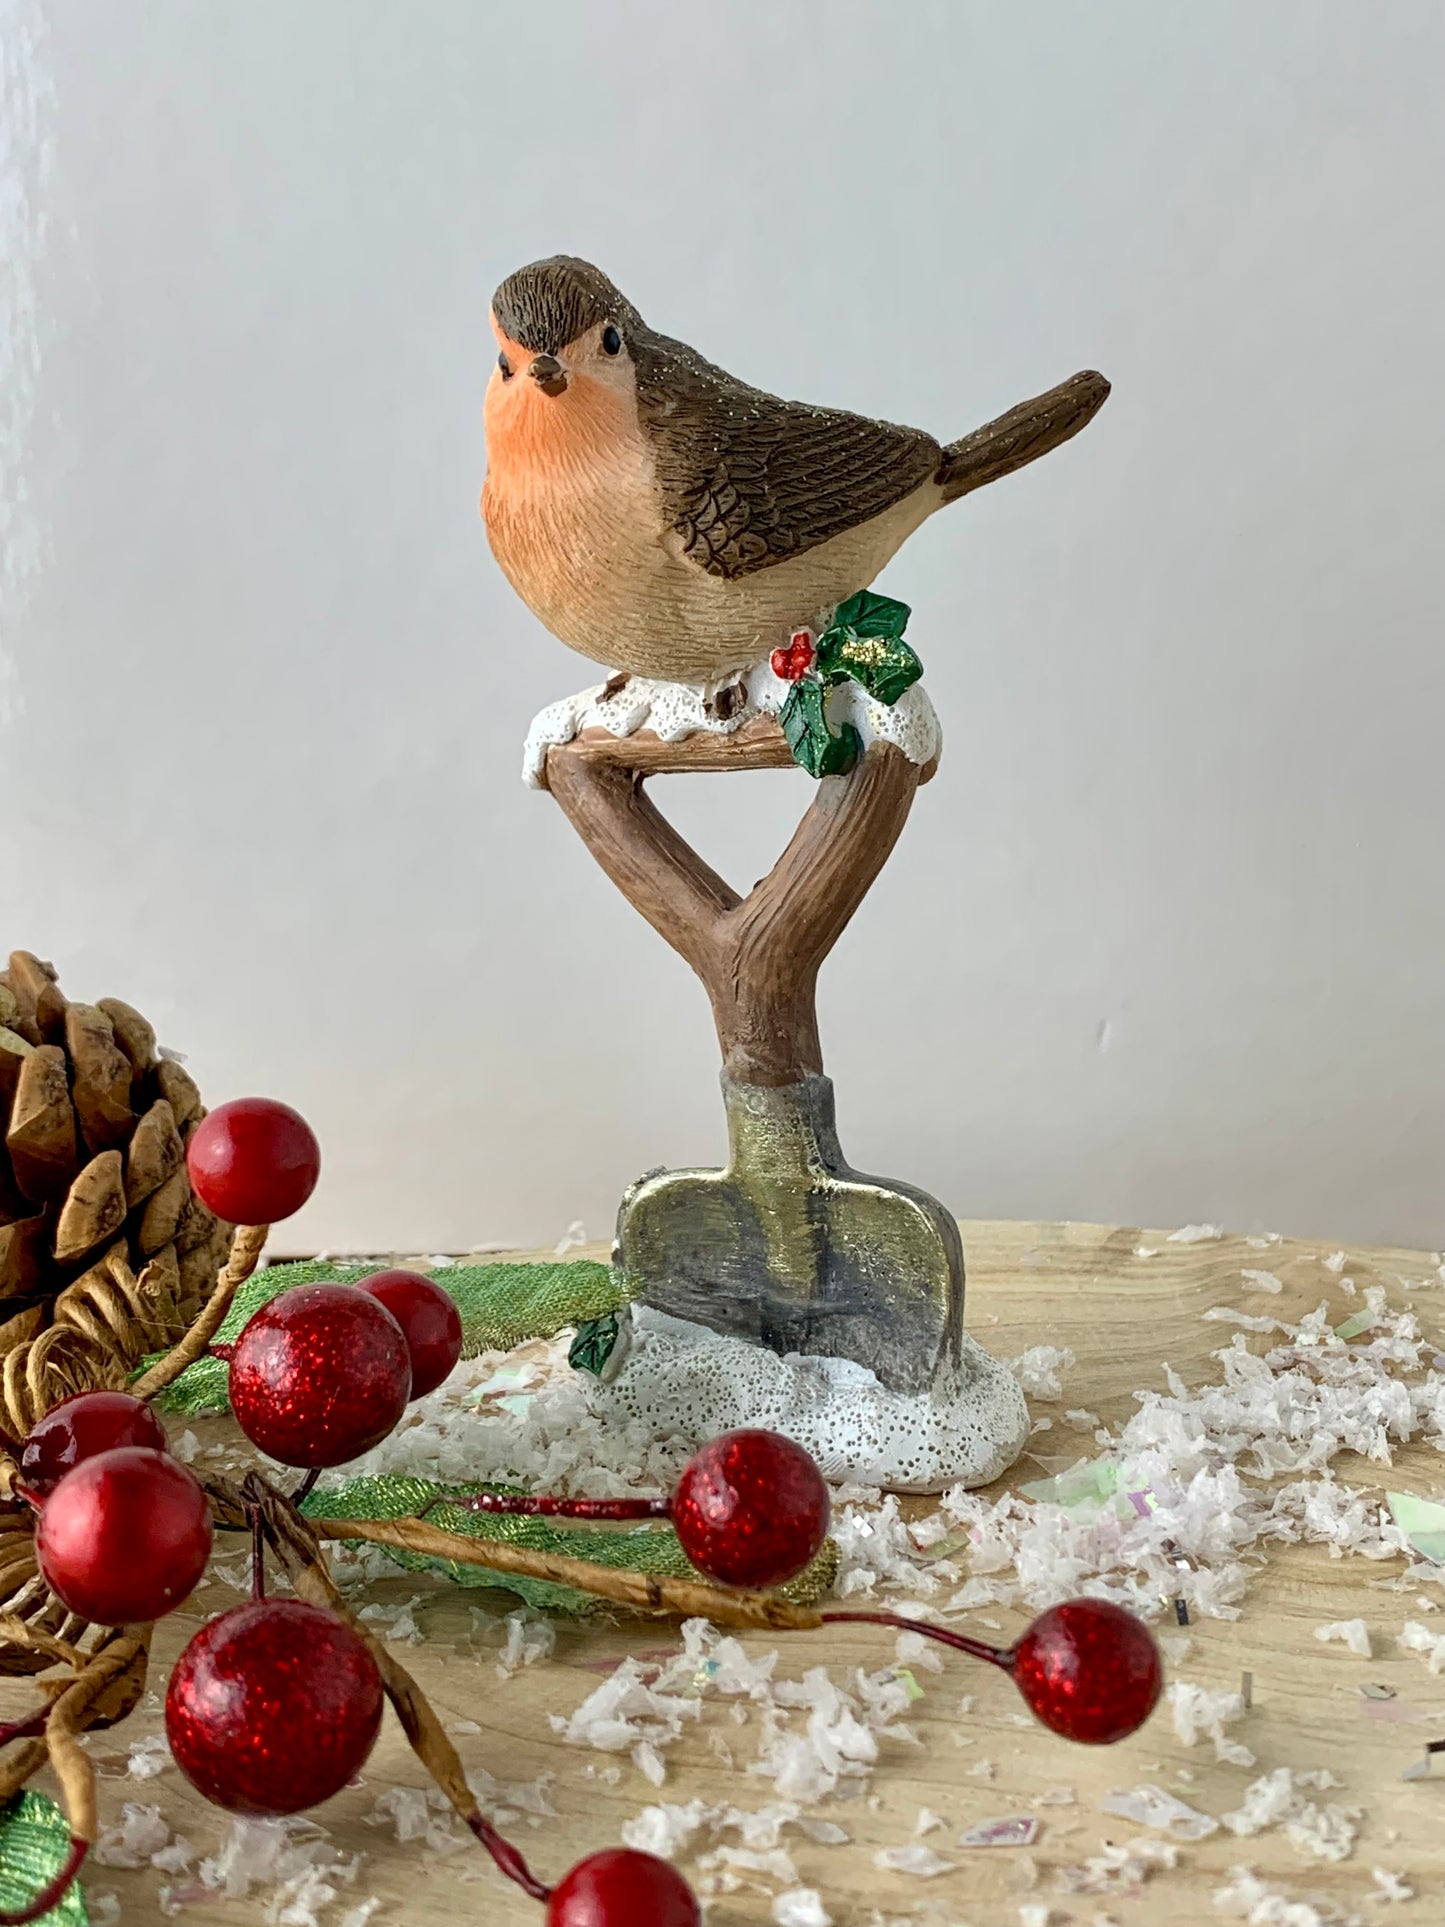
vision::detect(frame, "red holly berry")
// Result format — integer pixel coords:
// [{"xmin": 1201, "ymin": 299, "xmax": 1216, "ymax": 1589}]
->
[
  {"xmin": 355, "ymin": 1270, "xmax": 464, "ymax": 1399},
  {"xmin": 670, "ymin": 1428, "xmax": 829, "ymax": 1590},
  {"xmin": 34, "ymin": 1447, "xmax": 212, "ymax": 1625},
  {"xmin": 166, "ymin": 1599, "xmax": 383, "ymax": 1814},
  {"xmin": 769, "ymin": 631, "xmax": 816, "ymax": 683},
  {"xmin": 229, "ymin": 1283, "xmax": 412, "ymax": 1468},
  {"xmin": 186, "ymin": 1096, "xmax": 321, "ymax": 1226},
  {"xmin": 1011, "ymin": 1597, "xmax": 1162, "ymax": 1744},
  {"xmin": 20, "ymin": 1390, "xmax": 168, "ymax": 1498},
  {"xmin": 546, "ymin": 1849, "xmax": 700, "ymax": 1927}
]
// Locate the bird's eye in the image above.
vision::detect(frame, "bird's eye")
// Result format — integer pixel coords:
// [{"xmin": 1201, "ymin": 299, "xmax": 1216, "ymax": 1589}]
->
[
  {"xmin": 601, "ymin": 325, "xmax": 622, "ymax": 357},
  {"xmin": 498, "ymin": 352, "xmax": 512, "ymax": 379}
]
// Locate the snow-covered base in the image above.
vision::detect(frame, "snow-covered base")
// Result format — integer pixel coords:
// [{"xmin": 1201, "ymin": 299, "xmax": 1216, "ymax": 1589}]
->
[
  {"xmin": 523, "ymin": 659, "xmax": 942, "ymax": 788},
  {"xmin": 591, "ymin": 1306, "xmax": 1029, "ymax": 1493}
]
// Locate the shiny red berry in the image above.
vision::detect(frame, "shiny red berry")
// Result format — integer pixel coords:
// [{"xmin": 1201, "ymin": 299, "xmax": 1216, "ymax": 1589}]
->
[
  {"xmin": 229, "ymin": 1283, "xmax": 411, "ymax": 1468},
  {"xmin": 670, "ymin": 1429, "xmax": 829, "ymax": 1591},
  {"xmin": 186, "ymin": 1097, "xmax": 321, "ymax": 1225},
  {"xmin": 1011, "ymin": 1598, "xmax": 1163, "ymax": 1744},
  {"xmin": 355, "ymin": 1270, "xmax": 463, "ymax": 1399},
  {"xmin": 769, "ymin": 646, "xmax": 792, "ymax": 679},
  {"xmin": 35, "ymin": 1447, "xmax": 212, "ymax": 1625},
  {"xmin": 547, "ymin": 1849, "xmax": 700, "ymax": 1927},
  {"xmin": 167, "ymin": 1599, "xmax": 383, "ymax": 1815},
  {"xmin": 788, "ymin": 631, "xmax": 815, "ymax": 674},
  {"xmin": 20, "ymin": 1391, "xmax": 169, "ymax": 1497}
]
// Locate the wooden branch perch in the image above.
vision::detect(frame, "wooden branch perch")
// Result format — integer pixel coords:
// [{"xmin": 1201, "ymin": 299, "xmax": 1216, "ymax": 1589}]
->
[{"xmin": 546, "ymin": 733, "xmax": 925, "ymax": 1085}]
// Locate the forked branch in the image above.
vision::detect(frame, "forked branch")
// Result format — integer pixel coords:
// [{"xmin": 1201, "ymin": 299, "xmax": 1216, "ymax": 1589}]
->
[{"xmin": 546, "ymin": 729, "xmax": 925, "ymax": 1084}]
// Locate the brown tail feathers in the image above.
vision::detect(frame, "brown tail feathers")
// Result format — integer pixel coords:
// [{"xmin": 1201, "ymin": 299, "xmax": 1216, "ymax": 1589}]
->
[{"xmin": 936, "ymin": 370, "xmax": 1111, "ymax": 505}]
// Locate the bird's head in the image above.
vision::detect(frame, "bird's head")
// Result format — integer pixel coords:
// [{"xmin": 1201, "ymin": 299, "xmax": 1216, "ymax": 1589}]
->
[{"xmin": 486, "ymin": 257, "xmax": 644, "ymax": 462}]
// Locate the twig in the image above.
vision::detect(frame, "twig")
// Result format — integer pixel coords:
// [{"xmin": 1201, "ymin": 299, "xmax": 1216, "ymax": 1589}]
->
[
  {"xmin": 307, "ymin": 1513, "xmax": 823, "ymax": 1631},
  {"xmin": 132, "ymin": 1223, "xmax": 268, "ymax": 1400},
  {"xmin": 0, "ymin": 1629, "xmax": 150, "ymax": 1923},
  {"xmin": 244, "ymin": 1477, "xmax": 552, "ymax": 1901}
]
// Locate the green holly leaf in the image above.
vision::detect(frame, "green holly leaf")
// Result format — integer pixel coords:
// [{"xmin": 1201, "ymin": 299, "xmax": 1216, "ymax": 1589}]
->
[
  {"xmin": 568, "ymin": 1311, "xmax": 622, "ymax": 1377},
  {"xmin": 815, "ymin": 591, "xmax": 922, "ymax": 706},
  {"xmin": 0, "ymin": 1791, "xmax": 88, "ymax": 1927},
  {"xmin": 814, "ymin": 629, "xmax": 924, "ymax": 707},
  {"xmin": 780, "ymin": 679, "xmax": 863, "ymax": 779},
  {"xmin": 831, "ymin": 589, "xmax": 911, "ymax": 640}
]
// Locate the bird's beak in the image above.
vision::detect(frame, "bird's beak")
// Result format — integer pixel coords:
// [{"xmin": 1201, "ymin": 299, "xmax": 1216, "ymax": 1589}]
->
[{"xmin": 528, "ymin": 353, "xmax": 568, "ymax": 398}]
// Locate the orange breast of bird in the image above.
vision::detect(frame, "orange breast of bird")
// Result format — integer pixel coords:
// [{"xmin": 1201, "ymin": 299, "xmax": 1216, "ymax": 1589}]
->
[{"xmin": 482, "ymin": 359, "xmax": 663, "ymax": 656}]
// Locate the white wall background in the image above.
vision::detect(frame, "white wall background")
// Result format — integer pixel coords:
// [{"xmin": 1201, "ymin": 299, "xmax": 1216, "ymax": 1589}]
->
[{"xmin": 3, "ymin": 0, "xmax": 1442, "ymax": 1255}]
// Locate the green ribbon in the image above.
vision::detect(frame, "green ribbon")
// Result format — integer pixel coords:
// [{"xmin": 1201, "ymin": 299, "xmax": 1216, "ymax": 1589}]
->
[{"xmin": 0, "ymin": 1792, "xmax": 87, "ymax": 1927}]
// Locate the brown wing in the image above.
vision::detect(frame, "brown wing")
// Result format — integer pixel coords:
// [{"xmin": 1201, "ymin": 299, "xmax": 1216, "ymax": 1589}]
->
[{"xmin": 633, "ymin": 332, "xmax": 941, "ymax": 581}]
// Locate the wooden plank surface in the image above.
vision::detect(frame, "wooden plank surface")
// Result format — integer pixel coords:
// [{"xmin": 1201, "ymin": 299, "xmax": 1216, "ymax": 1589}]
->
[{"xmin": 7, "ymin": 1220, "xmax": 1445, "ymax": 1925}]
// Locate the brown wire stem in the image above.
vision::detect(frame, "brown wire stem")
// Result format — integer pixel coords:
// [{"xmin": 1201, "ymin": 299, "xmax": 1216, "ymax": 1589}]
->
[
  {"xmin": 821, "ymin": 1609, "xmax": 1015, "ymax": 1671},
  {"xmin": 0, "ymin": 1705, "xmax": 49, "ymax": 1751},
  {"xmin": 250, "ymin": 1506, "xmax": 267, "ymax": 1601},
  {"xmin": 289, "ymin": 1468, "xmax": 321, "ymax": 1508},
  {"xmin": 309, "ymin": 1513, "xmax": 824, "ymax": 1632},
  {"xmin": 468, "ymin": 1813, "xmax": 552, "ymax": 1902},
  {"xmin": 131, "ymin": 1222, "xmax": 269, "ymax": 1401}
]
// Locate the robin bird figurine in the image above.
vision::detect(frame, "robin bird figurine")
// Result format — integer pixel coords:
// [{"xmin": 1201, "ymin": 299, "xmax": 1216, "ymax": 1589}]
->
[{"xmin": 482, "ymin": 255, "xmax": 1109, "ymax": 689}]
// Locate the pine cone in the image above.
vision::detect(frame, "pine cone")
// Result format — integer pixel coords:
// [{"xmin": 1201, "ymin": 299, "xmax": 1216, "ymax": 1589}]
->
[{"xmin": 0, "ymin": 951, "xmax": 232, "ymax": 1365}]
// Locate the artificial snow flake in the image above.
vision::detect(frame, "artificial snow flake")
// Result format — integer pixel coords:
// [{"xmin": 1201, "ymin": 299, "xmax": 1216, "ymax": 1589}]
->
[
  {"xmin": 1010, "ymin": 1346, "xmax": 1075, "ymax": 1399},
  {"xmin": 1399, "ymin": 1620, "xmax": 1445, "ymax": 1672},
  {"xmin": 366, "ymin": 1786, "xmax": 469, "ymax": 1857},
  {"xmin": 621, "ymin": 1802, "xmax": 711, "ymax": 1860},
  {"xmin": 872, "ymin": 1844, "xmax": 953, "ymax": 1877},
  {"xmin": 1370, "ymin": 1868, "xmax": 1414, "ymax": 1902},
  {"xmin": 180, "ymin": 1815, "xmax": 364, "ymax": 1924},
  {"xmin": 1055, "ymin": 1837, "xmax": 1178, "ymax": 1896},
  {"xmin": 126, "ymin": 1735, "xmax": 171, "ymax": 1780},
  {"xmin": 773, "ymin": 1893, "xmax": 832, "ymax": 1927},
  {"xmin": 338, "ymin": 1904, "xmax": 385, "ymax": 1927},
  {"xmin": 1212, "ymin": 1864, "xmax": 1363, "ymax": 1924},
  {"xmin": 94, "ymin": 1803, "xmax": 174, "ymax": 1868},
  {"xmin": 1101, "ymin": 1784, "xmax": 1218, "ymax": 1840},
  {"xmin": 1221, "ymin": 1768, "xmax": 1360, "ymax": 1862},
  {"xmin": 1313, "ymin": 1619, "xmax": 1371, "ymax": 1657},
  {"xmin": 1167, "ymin": 1681, "xmax": 1255, "ymax": 1766}
]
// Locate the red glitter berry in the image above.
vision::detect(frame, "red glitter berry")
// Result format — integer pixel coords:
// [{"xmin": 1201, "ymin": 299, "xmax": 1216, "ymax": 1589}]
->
[
  {"xmin": 546, "ymin": 1848, "xmax": 700, "ymax": 1927},
  {"xmin": 355, "ymin": 1270, "xmax": 464, "ymax": 1399},
  {"xmin": 187, "ymin": 1097, "xmax": 321, "ymax": 1226},
  {"xmin": 769, "ymin": 646, "xmax": 793, "ymax": 679},
  {"xmin": 35, "ymin": 1447, "xmax": 212, "ymax": 1625},
  {"xmin": 229, "ymin": 1283, "xmax": 412, "ymax": 1468},
  {"xmin": 670, "ymin": 1428, "xmax": 829, "ymax": 1591},
  {"xmin": 167, "ymin": 1599, "xmax": 383, "ymax": 1815},
  {"xmin": 1011, "ymin": 1597, "xmax": 1163, "ymax": 1744},
  {"xmin": 20, "ymin": 1390, "xmax": 168, "ymax": 1497}
]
